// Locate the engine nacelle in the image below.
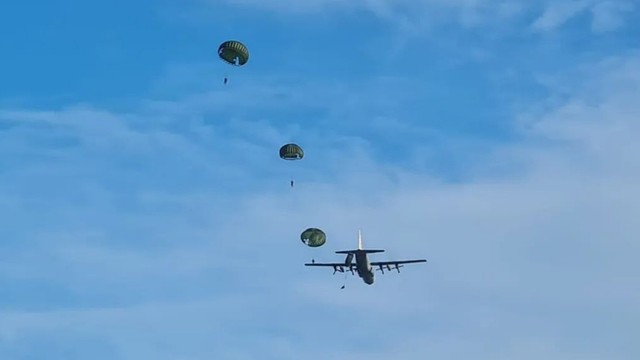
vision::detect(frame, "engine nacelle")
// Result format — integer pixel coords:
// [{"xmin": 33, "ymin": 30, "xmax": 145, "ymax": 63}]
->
[{"xmin": 345, "ymin": 253, "xmax": 354, "ymax": 266}]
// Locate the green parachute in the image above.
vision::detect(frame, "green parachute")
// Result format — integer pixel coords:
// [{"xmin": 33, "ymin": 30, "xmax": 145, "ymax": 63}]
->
[
  {"xmin": 218, "ymin": 40, "xmax": 249, "ymax": 66},
  {"xmin": 279, "ymin": 143, "xmax": 304, "ymax": 160},
  {"xmin": 218, "ymin": 40, "xmax": 249, "ymax": 84},
  {"xmin": 301, "ymin": 228, "xmax": 326, "ymax": 247}
]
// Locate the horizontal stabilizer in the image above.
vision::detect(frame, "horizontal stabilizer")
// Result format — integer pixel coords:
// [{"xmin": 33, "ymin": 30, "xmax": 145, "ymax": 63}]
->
[{"xmin": 335, "ymin": 249, "xmax": 385, "ymax": 254}]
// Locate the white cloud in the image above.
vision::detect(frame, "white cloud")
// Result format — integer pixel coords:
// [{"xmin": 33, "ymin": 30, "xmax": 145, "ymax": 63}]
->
[
  {"xmin": 210, "ymin": 0, "xmax": 637, "ymax": 36},
  {"xmin": 530, "ymin": 0, "xmax": 590, "ymax": 32},
  {"xmin": 209, "ymin": 0, "xmax": 529, "ymax": 31},
  {"xmin": 223, "ymin": 0, "xmax": 354, "ymax": 14},
  {"xmin": 1, "ymin": 51, "xmax": 640, "ymax": 359},
  {"xmin": 590, "ymin": 0, "xmax": 636, "ymax": 33},
  {"xmin": 529, "ymin": 0, "xmax": 637, "ymax": 33}
]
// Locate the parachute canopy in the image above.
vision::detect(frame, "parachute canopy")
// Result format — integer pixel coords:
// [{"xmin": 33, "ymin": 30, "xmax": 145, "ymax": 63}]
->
[
  {"xmin": 300, "ymin": 228, "xmax": 326, "ymax": 247},
  {"xmin": 280, "ymin": 143, "xmax": 304, "ymax": 160},
  {"xmin": 218, "ymin": 40, "xmax": 249, "ymax": 66}
]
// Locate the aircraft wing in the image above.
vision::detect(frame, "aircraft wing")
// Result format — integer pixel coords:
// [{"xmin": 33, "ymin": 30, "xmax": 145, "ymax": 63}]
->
[
  {"xmin": 370, "ymin": 259, "xmax": 427, "ymax": 273},
  {"xmin": 370, "ymin": 260, "xmax": 427, "ymax": 266},
  {"xmin": 304, "ymin": 262, "xmax": 357, "ymax": 274},
  {"xmin": 305, "ymin": 262, "xmax": 347, "ymax": 267}
]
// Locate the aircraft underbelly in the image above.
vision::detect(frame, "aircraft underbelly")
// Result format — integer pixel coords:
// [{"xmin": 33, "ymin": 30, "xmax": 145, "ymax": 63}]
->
[
  {"xmin": 355, "ymin": 253, "xmax": 374, "ymax": 284},
  {"xmin": 363, "ymin": 272, "xmax": 374, "ymax": 284}
]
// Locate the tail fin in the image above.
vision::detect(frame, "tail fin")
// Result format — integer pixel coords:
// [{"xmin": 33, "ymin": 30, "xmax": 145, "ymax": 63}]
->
[{"xmin": 335, "ymin": 229, "xmax": 385, "ymax": 254}]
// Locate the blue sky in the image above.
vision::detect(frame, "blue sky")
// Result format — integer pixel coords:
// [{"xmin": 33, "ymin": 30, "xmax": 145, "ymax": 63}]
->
[{"xmin": 1, "ymin": 0, "xmax": 639, "ymax": 359}]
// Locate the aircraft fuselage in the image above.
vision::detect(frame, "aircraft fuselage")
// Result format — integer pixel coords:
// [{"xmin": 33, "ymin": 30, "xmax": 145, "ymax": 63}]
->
[{"xmin": 355, "ymin": 251, "xmax": 374, "ymax": 285}]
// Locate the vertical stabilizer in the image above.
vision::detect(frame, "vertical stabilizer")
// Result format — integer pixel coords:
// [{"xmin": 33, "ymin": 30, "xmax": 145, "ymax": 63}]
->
[{"xmin": 335, "ymin": 230, "xmax": 383, "ymax": 254}]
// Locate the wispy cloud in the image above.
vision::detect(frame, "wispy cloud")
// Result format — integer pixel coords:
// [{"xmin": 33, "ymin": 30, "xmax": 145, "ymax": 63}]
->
[
  {"xmin": 530, "ymin": 0, "xmax": 591, "ymax": 32},
  {"xmin": 529, "ymin": 0, "xmax": 637, "ymax": 33},
  {"xmin": 212, "ymin": 0, "xmax": 636, "ymax": 35},
  {"xmin": 590, "ymin": 0, "xmax": 636, "ymax": 33},
  {"xmin": 211, "ymin": 0, "xmax": 528, "ymax": 32},
  {"xmin": 1, "ymin": 47, "xmax": 639, "ymax": 359},
  {"xmin": 3, "ymin": 0, "xmax": 640, "ymax": 357}
]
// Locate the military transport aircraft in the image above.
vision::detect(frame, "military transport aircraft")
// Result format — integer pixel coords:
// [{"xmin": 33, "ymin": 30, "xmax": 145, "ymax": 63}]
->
[{"xmin": 305, "ymin": 230, "xmax": 427, "ymax": 286}]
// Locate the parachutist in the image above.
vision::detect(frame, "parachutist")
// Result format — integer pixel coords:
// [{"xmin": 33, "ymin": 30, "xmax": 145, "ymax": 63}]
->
[
  {"xmin": 280, "ymin": 144, "xmax": 303, "ymax": 189},
  {"xmin": 218, "ymin": 40, "xmax": 248, "ymax": 86}
]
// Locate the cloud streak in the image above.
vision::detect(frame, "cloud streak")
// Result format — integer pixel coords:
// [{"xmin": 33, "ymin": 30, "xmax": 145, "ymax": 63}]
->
[
  {"xmin": 211, "ymin": 0, "xmax": 637, "ymax": 35},
  {"xmin": 1, "ymin": 22, "xmax": 639, "ymax": 360}
]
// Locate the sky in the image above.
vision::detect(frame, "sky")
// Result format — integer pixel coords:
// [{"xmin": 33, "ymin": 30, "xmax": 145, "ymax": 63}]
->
[{"xmin": 0, "ymin": 0, "xmax": 639, "ymax": 359}]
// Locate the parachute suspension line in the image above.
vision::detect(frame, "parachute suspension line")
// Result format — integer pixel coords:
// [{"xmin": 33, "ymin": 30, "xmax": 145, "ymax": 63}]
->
[
  {"xmin": 341, "ymin": 269, "xmax": 349, "ymax": 289},
  {"xmin": 288, "ymin": 164, "xmax": 297, "ymax": 210},
  {"xmin": 290, "ymin": 173, "xmax": 299, "ymax": 215},
  {"xmin": 288, "ymin": 165, "xmax": 299, "ymax": 241},
  {"xmin": 288, "ymin": 150, "xmax": 294, "ymax": 189}
]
